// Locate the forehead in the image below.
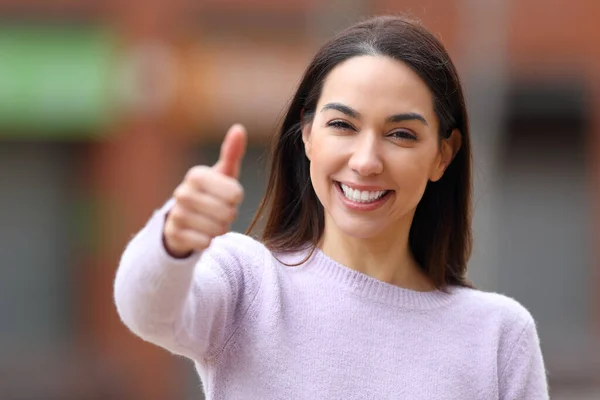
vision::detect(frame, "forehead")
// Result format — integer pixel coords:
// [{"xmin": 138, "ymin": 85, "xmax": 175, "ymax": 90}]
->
[{"xmin": 318, "ymin": 55, "xmax": 435, "ymax": 119}]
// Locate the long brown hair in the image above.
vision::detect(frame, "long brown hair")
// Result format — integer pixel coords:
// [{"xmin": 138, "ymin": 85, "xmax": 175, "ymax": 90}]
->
[{"xmin": 247, "ymin": 15, "xmax": 473, "ymax": 289}]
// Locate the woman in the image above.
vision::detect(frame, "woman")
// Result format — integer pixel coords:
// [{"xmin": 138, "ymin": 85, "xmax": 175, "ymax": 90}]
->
[{"xmin": 114, "ymin": 15, "xmax": 549, "ymax": 399}]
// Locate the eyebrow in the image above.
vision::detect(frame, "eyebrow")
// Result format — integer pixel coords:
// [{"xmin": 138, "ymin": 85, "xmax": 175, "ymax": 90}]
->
[
  {"xmin": 320, "ymin": 102, "xmax": 428, "ymax": 126},
  {"xmin": 321, "ymin": 102, "xmax": 361, "ymax": 119}
]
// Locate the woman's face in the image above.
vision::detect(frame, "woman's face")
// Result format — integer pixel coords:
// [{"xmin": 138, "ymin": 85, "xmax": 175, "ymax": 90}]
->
[{"xmin": 302, "ymin": 55, "xmax": 457, "ymax": 242}]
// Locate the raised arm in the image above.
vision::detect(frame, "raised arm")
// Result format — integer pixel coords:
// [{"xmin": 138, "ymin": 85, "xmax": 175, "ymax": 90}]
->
[{"xmin": 114, "ymin": 125, "xmax": 262, "ymax": 361}]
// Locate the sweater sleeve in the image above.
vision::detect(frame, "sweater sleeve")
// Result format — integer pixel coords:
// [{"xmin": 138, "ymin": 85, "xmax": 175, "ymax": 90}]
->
[
  {"xmin": 114, "ymin": 199, "xmax": 266, "ymax": 361},
  {"xmin": 498, "ymin": 316, "xmax": 549, "ymax": 400}
]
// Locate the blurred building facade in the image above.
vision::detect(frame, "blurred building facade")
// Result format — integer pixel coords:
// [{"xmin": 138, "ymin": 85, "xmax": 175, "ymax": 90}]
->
[{"xmin": 1, "ymin": 0, "xmax": 599, "ymax": 399}]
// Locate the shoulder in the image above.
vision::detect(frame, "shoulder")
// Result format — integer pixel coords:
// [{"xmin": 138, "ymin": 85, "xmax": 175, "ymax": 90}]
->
[
  {"xmin": 455, "ymin": 289, "xmax": 547, "ymax": 391},
  {"xmin": 202, "ymin": 232, "xmax": 271, "ymax": 267},
  {"xmin": 452, "ymin": 287, "xmax": 542, "ymax": 367},
  {"xmin": 452, "ymin": 287, "xmax": 536, "ymax": 333}
]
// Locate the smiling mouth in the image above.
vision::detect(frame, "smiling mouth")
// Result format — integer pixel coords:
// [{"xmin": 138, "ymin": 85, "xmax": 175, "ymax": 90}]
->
[{"xmin": 335, "ymin": 181, "xmax": 392, "ymax": 204}]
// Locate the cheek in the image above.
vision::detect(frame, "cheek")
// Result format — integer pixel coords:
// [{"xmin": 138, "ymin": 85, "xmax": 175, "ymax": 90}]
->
[
  {"xmin": 389, "ymin": 148, "xmax": 438, "ymax": 193},
  {"xmin": 308, "ymin": 135, "xmax": 343, "ymax": 207},
  {"xmin": 308, "ymin": 137, "xmax": 329, "ymax": 186},
  {"xmin": 308, "ymin": 133, "xmax": 340, "ymax": 173}
]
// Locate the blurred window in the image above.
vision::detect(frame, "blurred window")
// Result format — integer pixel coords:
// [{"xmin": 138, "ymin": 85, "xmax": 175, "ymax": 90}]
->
[
  {"xmin": 498, "ymin": 80, "xmax": 593, "ymax": 384},
  {"xmin": 0, "ymin": 141, "xmax": 79, "ymax": 350}
]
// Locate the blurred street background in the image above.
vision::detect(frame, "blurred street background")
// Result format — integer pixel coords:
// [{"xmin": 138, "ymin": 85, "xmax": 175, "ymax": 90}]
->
[{"xmin": 1, "ymin": 0, "xmax": 599, "ymax": 399}]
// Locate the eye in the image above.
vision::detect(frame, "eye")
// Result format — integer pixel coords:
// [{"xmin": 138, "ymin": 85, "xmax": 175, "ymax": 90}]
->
[
  {"xmin": 388, "ymin": 130, "xmax": 417, "ymax": 141},
  {"xmin": 327, "ymin": 120, "xmax": 355, "ymax": 131}
]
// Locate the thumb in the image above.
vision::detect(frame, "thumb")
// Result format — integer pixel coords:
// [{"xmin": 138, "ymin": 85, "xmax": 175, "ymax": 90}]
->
[{"xmin": 213, "ymin": 124, "xmax": 247, "ymax": 179}]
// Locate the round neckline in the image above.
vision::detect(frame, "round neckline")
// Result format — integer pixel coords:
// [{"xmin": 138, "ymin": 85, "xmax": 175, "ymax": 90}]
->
[{"xmin": 294, "ymin": 246, "xmax": 460, "ymax": 310}]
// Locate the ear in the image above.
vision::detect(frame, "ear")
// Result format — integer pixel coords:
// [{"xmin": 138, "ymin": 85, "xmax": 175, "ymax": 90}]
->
[
  {"xmin": 301, "ymin": 120, "xmax": 313, "ymax": 161},
  {"xmin": 430, "ymin": 129, "xmax": 461, "ymax": 182}
]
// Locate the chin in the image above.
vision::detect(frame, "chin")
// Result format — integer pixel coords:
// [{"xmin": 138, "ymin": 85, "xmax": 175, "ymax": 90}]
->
[{"xmin": 331, "ymin": 217, "xmax": 386, "ymax": 240}]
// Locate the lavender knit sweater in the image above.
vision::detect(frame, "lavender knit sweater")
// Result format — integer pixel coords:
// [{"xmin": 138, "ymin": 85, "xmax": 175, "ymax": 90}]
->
[{"xmin": 114, "ymin": 201, "xmax": 549, "ymax": 399}]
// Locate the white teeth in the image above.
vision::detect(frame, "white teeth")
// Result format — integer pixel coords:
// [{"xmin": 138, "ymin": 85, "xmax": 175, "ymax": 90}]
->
[{"xmin": 340, "ymin": 183, "xmax": 387, "ymax": 203}]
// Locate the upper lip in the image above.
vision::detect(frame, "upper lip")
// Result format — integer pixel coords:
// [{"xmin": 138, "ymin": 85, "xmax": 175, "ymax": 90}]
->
[{"xmin": 336, "ymin": 181, "xmax": 390, "ymax": 192}]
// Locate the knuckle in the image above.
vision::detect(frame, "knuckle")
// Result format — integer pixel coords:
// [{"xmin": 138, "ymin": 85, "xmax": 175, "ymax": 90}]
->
[
  {"xmin": 229, "ymin": 207, "xmax": 238, "ymax": 221},
  {"xmin": 163, "ymin": 221, "xmax": 175, "ymax": 238},
  {"xmin": 173, "ymin": 185, "xmax": 188, "ymax": 202},
  {"xmin": 192, "ymin": 216, "xmax": 212, "ymax": 237},
  {"xmin": 175, "ymin": 189, "xmax": 194, "ymax": 208},
  {"xmin": 186, "ymin": 165, "xmax": 203, "ymax": 178},
  {"xmin": 196, "ymin": 235, "xmax": 212, "ymax": 249},
  {"xmin": 235, "ymin": 187, "xmax": 244, "ymax": 201},
  {"xmin": 229, "ymin": 185, "xmax": 244, "ymax": 204},
  {"xmin": 187, "ymin": 166, "xmax": 210, "ymax": 185},
  {"xmin": 169, "ymin": 207, "xmax": 187, "ymax": 226},
  {"xmin": 168, "ymin": 229, "xmax": 186, "ymax": 245}
]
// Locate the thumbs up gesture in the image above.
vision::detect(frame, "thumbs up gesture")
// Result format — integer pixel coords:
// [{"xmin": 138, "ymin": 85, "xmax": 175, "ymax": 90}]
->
[{"xmin": 163, "ymin": 124, "xmax": 247, "ymax": 257}]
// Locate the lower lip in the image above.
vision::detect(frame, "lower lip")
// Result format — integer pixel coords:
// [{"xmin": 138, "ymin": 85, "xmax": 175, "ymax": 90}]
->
[{"xmin": 335, "ymin": 182, "xmax": 392, "ymax": 212}]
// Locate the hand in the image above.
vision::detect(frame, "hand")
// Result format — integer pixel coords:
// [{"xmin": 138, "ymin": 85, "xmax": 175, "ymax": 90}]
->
[{"xmin": 163, "ymin": 124, "xmax": 247, "ymax": 257}]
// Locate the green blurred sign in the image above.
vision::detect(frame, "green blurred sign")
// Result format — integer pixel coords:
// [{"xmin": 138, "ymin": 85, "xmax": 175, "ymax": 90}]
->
[{"xmin": 0, "ymin": 25, "xmax": 118, "ymax": 137}]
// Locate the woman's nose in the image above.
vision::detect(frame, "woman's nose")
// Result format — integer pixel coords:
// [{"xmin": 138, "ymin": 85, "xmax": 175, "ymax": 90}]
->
[{"xmin": 348, "ymin": 135, "xmax": 383, "ymax": 176}]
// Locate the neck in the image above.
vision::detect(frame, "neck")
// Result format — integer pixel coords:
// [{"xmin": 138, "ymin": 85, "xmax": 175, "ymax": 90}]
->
[{"xmin": 320, "ymin": 217, "xmax": 434, "ymax": 292}]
